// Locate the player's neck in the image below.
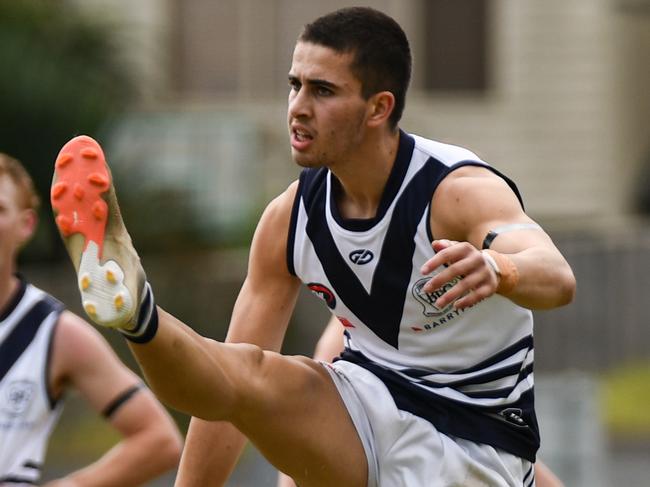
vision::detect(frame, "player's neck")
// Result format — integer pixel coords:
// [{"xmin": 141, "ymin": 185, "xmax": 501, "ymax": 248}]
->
[
  {"xmin": 331, "ymin": 129, "xmax": 400, "ymax": 219},
  {"xmin": 0, "ymin": 271, "xmax": 19, "ymax": 318}
]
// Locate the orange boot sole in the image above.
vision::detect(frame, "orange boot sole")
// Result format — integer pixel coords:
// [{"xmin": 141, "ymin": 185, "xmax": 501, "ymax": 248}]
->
[{"xmin": 52, "ymin": 136, "xmax": 143, "ymax": 328}]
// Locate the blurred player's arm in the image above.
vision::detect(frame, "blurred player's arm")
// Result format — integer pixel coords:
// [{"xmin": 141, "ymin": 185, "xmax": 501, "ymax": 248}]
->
[
  {"xmin": 176, "ymin": 182, "xmax": 302, "ymax": 487},
  {"xmin": 312, "ymin": 314, "xmax": 345, "ymax": 361},
  {"xmin": 423, "ymin": 165, "xmax": 575, "ymax": 311},
  {"xmin": 535, "ymin": 460, "xmax": 565, "ymax": 487},
  {"xmin": 43, "ymin": 311, "xmax": 183, "ymax": 487}
]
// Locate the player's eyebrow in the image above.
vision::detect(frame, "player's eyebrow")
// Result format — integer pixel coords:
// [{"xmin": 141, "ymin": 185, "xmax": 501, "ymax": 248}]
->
[{"xmin": 288, "ymin": 74, "xmax": 338, "ymax": 90}]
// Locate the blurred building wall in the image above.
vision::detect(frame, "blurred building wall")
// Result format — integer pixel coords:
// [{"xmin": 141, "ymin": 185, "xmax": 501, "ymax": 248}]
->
[
  {"xmin": 71, "ymin": 0, "xmax": 650, "ymax": 225},
  {"xmin": 63, "ymin": 0, "xmax": 650, "ymax": 368}
]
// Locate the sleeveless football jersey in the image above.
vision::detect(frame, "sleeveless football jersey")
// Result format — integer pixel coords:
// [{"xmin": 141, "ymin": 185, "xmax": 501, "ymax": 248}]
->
[
  {"xmin": 288, "ymin": 131, "xmax": 540, "ymax": 461},
  {"xmin": 0, "ymin": 279, "xmax": 64, "ymax": 484}
]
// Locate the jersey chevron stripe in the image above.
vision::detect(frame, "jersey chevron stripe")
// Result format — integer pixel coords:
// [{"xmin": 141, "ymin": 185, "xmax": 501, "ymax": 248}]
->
[
  {"xmin": 290, "ymin": 131, "xmax": 540, "ymax": 462},
  {"xmin": 0, "ymin": 297, "xmax": 61, "ymax": 382},
  {"xmin": 1, "ymin": 280, "xmax": 65, "ymax": 483},
  {"xmin": 305, "ymin": 161, "xmax": 441, "ymax": 348}
]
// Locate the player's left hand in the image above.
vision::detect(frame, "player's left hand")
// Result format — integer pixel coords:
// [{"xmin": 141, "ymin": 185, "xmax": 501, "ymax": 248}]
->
[{"xmin": 420, "ymin": 239, "xmax": 499, "ymax": 310}]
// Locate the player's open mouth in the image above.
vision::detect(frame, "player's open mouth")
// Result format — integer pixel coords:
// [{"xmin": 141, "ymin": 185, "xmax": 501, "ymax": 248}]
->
[
  {"xmin": 294, "ymin": 129, "xmax": 311, "ymax": 141},
  {"xmin": 291, "ymin": 127, "xmax": 314, "ymax": 150}
]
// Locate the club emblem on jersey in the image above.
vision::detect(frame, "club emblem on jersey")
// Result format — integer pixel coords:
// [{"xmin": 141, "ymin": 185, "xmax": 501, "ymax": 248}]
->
[
  {"xmin": 307, "ymin": 282, "xmax": 336, "ymax": 309},
  {"xmin": 412, "ymin": 277, "xmax": 460, "ymax": 317},
  {"xmin": 349, "ymin": 249, "xmax": 374, "ymax": 265},
  {"xmin": 2, "ymin": 380, "xmax": 36, "ymax": 416}
]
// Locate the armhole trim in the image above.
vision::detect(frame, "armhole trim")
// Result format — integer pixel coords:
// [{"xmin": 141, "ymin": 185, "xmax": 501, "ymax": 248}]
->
[
  {"xmin": 286, "ymin": 174, "xmax": 306, "ymax": 276},
  {"xmin": 45, "ymin": 314, "xmax": 62, "ymax": 410}
]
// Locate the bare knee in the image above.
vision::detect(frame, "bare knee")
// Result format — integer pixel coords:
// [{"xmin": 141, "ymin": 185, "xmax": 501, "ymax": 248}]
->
[
  {"xmin": 227, "ymin": 350, "xmax": 325, "ymax": 422},
  {"xmin": 171, "ymin": 339, "xmax": 268, "ymax": 421}
]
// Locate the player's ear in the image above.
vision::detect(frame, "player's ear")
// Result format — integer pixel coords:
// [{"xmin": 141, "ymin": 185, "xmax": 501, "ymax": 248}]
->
[
  {"xmin": 18, "ymin": 208, "xmax": 38, "ymax": 246},
  {"xmin": 366, "ymin": 91, "xmax": 395, "ymax": 128}
]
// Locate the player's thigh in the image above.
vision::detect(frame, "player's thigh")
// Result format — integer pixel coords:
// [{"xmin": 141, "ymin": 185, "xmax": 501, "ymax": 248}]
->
[{"xmin": 233, "ymin": 353, "xmax": 367, "ymax": 487}]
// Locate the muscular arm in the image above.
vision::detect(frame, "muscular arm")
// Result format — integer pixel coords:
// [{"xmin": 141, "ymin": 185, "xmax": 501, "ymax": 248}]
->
[
  {"xmin": 423, "ymin": 166, "xmax": 575, "ymax": 310},
  {"xmin": 176, "ymin": 181, "xmax": 302, "ymax": 487},
  {"xmin": 45, "ymin": 311, "xmax": 182, "ymax": 487}
]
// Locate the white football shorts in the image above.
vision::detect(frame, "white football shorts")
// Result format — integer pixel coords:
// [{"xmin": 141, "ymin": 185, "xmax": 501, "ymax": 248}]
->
[{"xmin": 323, "ymin": 360, "xmax": 535, "ymax": 487}]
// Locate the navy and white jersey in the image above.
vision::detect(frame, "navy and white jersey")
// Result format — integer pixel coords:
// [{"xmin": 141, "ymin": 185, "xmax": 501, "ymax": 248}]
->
[
  {"xmin": 287, "ymin": 131, "xmax": 540, "ymax": 462},
  {"xmin": 0, "ymin": 279, "xmax": 64, "ymax": 485}
]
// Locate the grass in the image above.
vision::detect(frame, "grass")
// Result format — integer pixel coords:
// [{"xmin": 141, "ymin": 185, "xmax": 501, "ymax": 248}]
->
[{"xmin": 601, "ymin": 361, "xmax": 650, "ymax": 439}]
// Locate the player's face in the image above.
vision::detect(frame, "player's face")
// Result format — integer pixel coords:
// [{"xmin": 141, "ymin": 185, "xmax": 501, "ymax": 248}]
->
[
  {"xmin": 0, "ymin": 176, "xmax": 33, "ymax": 272},
  {"xmin": 287, "ymin": 42, "xmax": 369, "ymax": 169}
]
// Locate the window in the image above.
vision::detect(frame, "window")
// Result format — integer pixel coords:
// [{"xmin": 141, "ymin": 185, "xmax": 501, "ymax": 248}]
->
[{"xmin": 421, "ymin": 0, "xmax": 489, "ymax": 92}]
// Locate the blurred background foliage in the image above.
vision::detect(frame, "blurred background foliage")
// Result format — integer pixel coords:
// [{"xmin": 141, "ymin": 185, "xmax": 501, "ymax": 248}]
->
[{"xmin": 0, "ymin": 0, "xmax": 134, "ymax": 261}]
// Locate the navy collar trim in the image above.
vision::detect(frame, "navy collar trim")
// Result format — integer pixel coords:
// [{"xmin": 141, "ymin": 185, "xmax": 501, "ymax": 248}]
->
[
  {"xmin": 0, "ymin": 275, "xmax": 27, "ymax": 322},
  {"xmin": 330, "ymin": 130, "xmax": 415, "ymax": 232}
]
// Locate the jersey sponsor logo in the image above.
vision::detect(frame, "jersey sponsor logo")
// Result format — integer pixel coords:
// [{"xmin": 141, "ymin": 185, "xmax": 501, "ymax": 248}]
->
[
  {"xmin": 349, "ymin": 249, "xmax": 374, "ymax": 265},
  {"xmin": 410, "ymin": 307, "xmax": 467, "ymax": 332},
  {"xmin": 410, "ymin": 276, "xmax": 472, "ymax": 332},
  {"xmin": 307, "ymin": 282, "xmax": 336, "ymax": 309},
  {"xmin": 1, "ymin": 380, "xmax": 36, "ymax": 416},
  {"xmin": 412, "ymin": 276, "xmax": 460, "ymax": 317}
]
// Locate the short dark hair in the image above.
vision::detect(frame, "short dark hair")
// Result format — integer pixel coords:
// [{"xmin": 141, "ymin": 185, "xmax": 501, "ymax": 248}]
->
[{"xmin": 299, "ymin": 7, "xmax": 411, "ymax": 129}]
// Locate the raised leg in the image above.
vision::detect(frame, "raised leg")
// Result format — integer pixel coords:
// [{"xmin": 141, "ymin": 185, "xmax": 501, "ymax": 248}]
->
[{"xmin": 51, "ymin": 136, "xmax": 368, "ymax": 487}]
